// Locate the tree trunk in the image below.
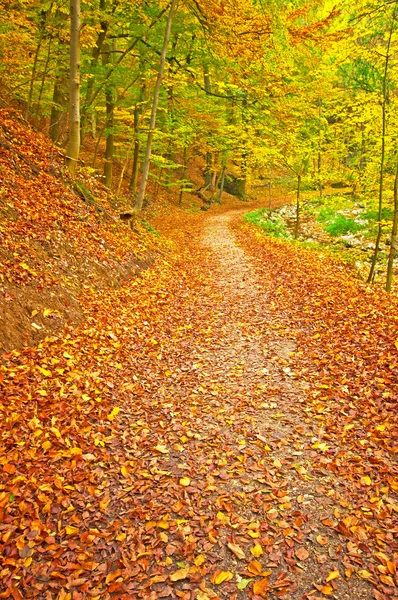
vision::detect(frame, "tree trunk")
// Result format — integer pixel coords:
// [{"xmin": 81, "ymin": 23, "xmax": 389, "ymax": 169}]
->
[
  {"xmin": 49, "ymin": 69, "xmax": 69, "ymax": 144},
  {"xmin": 268, "ymin": 165, "xmax": 273, "ymax": 215},
  {"xmin": 81, "ymin": 0, "xmax": 108, "ymax": 134},
  {"xmin": 135, "ymin": 0, "xmax": 177, "ymax": 211},
  {"xmin": 66, "ymin": 0, "xmax": 81, "ymax": 178},
  {"xmin": 218, "ymin": 166, "xmax": 225, "ymax": 204},
  {"xmin": 367, "ymin": 6, "xmax": 396, "ymax": 283},
  {"xmin": 294, "ymin": 173, "xmax": 301, "ymax": 239},
  {"xmin": 386, "ymin": 160, "xmax": 398, "ymax": 292},
  {"xmin": 179, "ymin": 146, "xmax": 188, "ymax": 205},
  {"xmin": 36, "ymin": 38, "xmax": 53, "ymax": 115},
  {"xmin": 26, "ymin": 6, "xmax": 53, "ymax": 119},
  {"xmin": 130, "ymin": 79, "xmax": 148, "ymax": 193},
  {"xmin": 102, "ymin": 41, "xmax": 114, "ymax": 188}
]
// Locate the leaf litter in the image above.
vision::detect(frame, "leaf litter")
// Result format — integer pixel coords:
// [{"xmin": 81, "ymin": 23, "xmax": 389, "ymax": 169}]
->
[{"xmin": 0, "ymin": 204, "xmax": 397, "ymax": 600}]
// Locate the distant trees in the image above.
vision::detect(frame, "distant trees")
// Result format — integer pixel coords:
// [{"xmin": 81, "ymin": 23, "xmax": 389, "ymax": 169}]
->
[{"xmin": 3, "ymin": 0, "xmax": 398, "ymax": 287}]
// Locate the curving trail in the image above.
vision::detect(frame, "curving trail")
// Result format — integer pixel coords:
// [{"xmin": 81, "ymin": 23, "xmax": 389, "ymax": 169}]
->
[{"xmin": 1, "ymin": 208, "xmax": 397, "ymax": 599}]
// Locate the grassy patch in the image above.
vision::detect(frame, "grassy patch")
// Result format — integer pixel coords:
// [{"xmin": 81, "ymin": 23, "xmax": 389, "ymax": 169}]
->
[
  {"xmin": 243, "ymin": 209, "xmax": 291, "ymax": 239},
  {"xmin": 324, "ymin": 214, "xmax": 366, "ymax": 237}
]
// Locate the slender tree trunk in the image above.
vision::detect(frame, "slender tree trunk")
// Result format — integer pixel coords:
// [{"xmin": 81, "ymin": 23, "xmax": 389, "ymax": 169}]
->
[
  {"xmin": 49, "ymin": 69, "xmax": 69, "ymax": 144},
  {"xmin": 36, "ymin": 37, "xmax": 53, "ymax": 115},
  {"xmin": 218, "ymin": 166, "xmax": 225, "ymax": 204},
  {"xmin": 294, "ymin": 173, "xmax": 301, "ymax": 239},
  {"xmin": 179, "ymin": 146, "xmax": 187, "ymax": 205},
  {"xmin": 368, "ymin": 6, "xmax": 396, "ymax": 283},
  {"xmin": 130, "ymin": 78, "xmax": 148, "ymax": 194},
  {"xmin": 204, "ymin": 151, "xmax": 213, "ymax": 189},
  {"xmin": 102, "ymin": 41, "xmax": 114, "ymax": 188},
  {"xmin": 66, "ymin": 0, "xmax": 81, "ymax": 177},
  {"xmin": 81, "ymin": 0, "xmax": 108, "ymax": 134},
  {"xmin": 135, "ymin": 0, "xmax": 177, "ymax": 211},
  {"xmin": 268, "ymin": 165, "xmax": 273, "ymax": 215},
  {"xmin": 386, "ymin": 160, "xmax": 398, "ymax": 292},
  {"xmin": 26, "ymin": 6, "xmax": 53, "ymax": 119}
]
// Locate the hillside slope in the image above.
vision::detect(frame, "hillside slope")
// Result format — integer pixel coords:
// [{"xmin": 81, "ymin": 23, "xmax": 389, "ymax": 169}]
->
[{"xmin": 0, "ymin": 109, "xmax": 157, "ymax": 351}]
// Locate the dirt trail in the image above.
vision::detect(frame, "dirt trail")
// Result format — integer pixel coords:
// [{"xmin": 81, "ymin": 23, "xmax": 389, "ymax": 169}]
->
[{"xmin": 177, "ymin": 212, "xmax": 372, "ymax": 599}]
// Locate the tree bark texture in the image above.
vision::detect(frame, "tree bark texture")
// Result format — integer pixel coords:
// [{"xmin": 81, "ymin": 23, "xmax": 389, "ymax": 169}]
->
[
  {"xmin": 135, "ymin": 0, "xmax": 177, "ymax": 211},
  {"xmin": 66, "ymin": 0, "xmax": 81, "ymax": 177}
]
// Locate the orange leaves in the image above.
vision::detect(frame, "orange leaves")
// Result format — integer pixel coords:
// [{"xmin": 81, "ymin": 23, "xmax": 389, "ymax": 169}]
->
[
  {"xmin": 253, "ymin": 578, "xmax": 270, "ymax": 596},
  {"xmin": 295, "ymin": 547, "xmax": 310, "ymax": 561},
  {"xmin": 210, "ymin": 570, "xmax": 234, "ymax": 585}
]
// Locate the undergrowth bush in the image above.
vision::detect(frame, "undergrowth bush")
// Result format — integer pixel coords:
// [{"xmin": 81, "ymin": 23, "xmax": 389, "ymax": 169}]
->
[
  {"xmin": 324, "ymin": 214, "xmax": 366, "ymax": 237},
  {"xmin": 243, "ymin": 209, "xmax": 290, "ymax": 238}
]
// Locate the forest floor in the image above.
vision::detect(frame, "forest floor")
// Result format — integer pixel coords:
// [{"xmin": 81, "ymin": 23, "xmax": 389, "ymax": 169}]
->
[{"xmin": 1, "ymin": 202, "xmax": 397, "ymax": 600}]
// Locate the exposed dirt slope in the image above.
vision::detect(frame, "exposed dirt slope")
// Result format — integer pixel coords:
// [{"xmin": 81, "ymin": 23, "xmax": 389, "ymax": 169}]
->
[{"xmin": 0, "ymin": 109, "xmax": 157, "ymax": 351}]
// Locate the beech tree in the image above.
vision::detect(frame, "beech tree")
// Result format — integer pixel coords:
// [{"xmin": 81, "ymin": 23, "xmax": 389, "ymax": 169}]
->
[{"xmin": 65, "ymin": 0, "xmax": 81, "ymax": 177}]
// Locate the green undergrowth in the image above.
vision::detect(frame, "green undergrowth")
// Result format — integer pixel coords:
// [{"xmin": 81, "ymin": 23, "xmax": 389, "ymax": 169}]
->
[
  {"xmin": 141, "ymin": 219, "xmax": 161, "ymax": 237},
  {"xmin": 243, "ymin": 208, "xmax": 291, "ymax": 239},
  {"xmin": 324, "ymin": 214, "xmax": 366, "ymax": 237}
]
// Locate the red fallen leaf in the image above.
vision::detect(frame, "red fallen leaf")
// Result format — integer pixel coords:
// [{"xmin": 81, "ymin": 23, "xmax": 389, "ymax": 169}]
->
[{"xmin": 336, "ymin": 521, "xmax": 351, "ymax": 537}]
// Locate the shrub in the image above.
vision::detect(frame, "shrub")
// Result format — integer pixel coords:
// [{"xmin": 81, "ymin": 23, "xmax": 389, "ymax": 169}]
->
[
  {"xmin": 243, "ymin": 209, "xmax": 290, "ymax": 239},
  {"xmin": 324, "ymin": 214, "xmax": 365, "ymax": 237}
]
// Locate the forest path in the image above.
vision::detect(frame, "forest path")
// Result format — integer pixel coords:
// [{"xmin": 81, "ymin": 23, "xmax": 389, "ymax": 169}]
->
[{"xmin": 2, "ymin": 208, "xmax": 396, "ymax": 600}]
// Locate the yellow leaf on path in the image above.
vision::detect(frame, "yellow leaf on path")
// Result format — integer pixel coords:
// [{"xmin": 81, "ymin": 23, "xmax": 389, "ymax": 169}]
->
[
  {"xmin": 217, "ymin": 511, "xmax": 230, "ymax": 525},
  {"xmin": 107, "ymin": 407, "xmax": 120, "ymax": 421},
  {"xmin": 65, "ymin": 525, "xmax": 79, "ymax": 536},
  {"xmin": 326, "ymin": 570, "xmax": 340, "ymax": 582},
  {"xmin": 395, "ymin": 339, "xmax": 398, "ymax": 351},
  {"xmin": 360, "ymin": 476, "xmax": 372, "ymax": 486},
  {"xmin": 169, "ymin": 568, "xmax": 189, "ymax": 582},
  {"xmin": 70, "ymin": 447, "xmax": 82, "ymax": 456},
  {"xmin": 251, "ymin": 543, "xmax": 263, "ymax": 557},
  {"xmin": 273, "ymin": 459, "xmax": 282, "ymax": 468},
  {"xmin": 194, "ymin": 554, "xmax": 205, "ymax": 566},
  {"xmin": 358, "ymin": 570, "xmax": 373, "ymax": 579},
  {"xmin": 154, "ymin": 444, "xmax": 169, "ymax": 454},
  {"xmin": 120, "ymin": 465, "xmax": 129, "ymax": 476},
  {"xmin": 248, "ymin": 530, "xmax": 259, "ymax": 538},
  {"xmin": 211, "ymin": 570, "xmax": 234, "ymax": 585},
  {"xmin": 42, "ymin": 440, "xmax": 52, "ymax": 451},
  {"xmin": 179, "ymin": 477, "xmax": 190, "ymax": 487},
  {"xmin": 38, "ymin": 367, "xmax": 52, "ymax": 377},
  {"xmin": 227, "ymin": 542, "xmax": 246, "ymax": 560}
]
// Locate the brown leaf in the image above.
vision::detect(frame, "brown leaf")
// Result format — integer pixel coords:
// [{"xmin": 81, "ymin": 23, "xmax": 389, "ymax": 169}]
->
[{"xmin": 227, "ymin": 542, "xmax": 246, "ymax": 560}]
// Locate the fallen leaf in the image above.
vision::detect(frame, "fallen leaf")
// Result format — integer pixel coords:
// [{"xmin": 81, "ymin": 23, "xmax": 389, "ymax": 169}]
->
[{"xmin": 227, "ymin": 542, "xmax": 246, "ymax": 560}]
